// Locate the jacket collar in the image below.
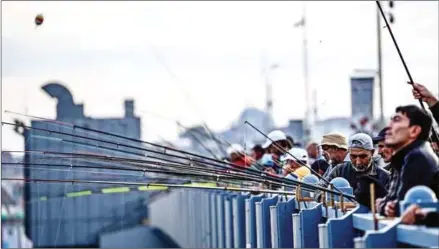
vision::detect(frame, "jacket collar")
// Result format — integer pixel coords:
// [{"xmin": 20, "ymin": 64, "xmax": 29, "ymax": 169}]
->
[
  {"xmin": 345, "ymin": 157, "xmax": 379, "ymax": 176},
  {"xmin": 391, "ymin": 140, "xmax": 425, "ymax": 170},
  {"xmin": 362, "ymin": 158, "xmax": 378, "ymax": 176}
]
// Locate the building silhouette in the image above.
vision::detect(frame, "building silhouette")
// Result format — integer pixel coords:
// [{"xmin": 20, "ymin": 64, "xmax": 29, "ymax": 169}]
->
[
  {"xmin": 176, "ymin": 70, "xmax": 380, "ymax": 156},
  {"xmin": 23, "ymin": 82, "xmax": 149, "ymax": 247}
]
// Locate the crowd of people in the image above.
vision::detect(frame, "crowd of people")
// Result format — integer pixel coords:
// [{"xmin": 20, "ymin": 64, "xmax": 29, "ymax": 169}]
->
[{"xmin": 224, "ymin": 82, "xmax": 439, "ymax": 226}]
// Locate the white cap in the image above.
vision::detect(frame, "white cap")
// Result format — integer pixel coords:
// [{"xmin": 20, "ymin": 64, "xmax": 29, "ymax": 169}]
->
[
  {"xmin": 227, "ymin": 144, "xmax": 244, "ymax": 155},
  {"xmin": 262, "ymin": 130, "xmax": 287, "ymax": 149},
  {"xmin": 282, "ymin": 147, "xmax": 309, "ymax": 164}
]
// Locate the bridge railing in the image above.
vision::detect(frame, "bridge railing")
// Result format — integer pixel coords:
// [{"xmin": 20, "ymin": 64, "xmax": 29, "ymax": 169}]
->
[{"xmin": 149, "ymin": 186, "xmax": 439, "ymax": 248}]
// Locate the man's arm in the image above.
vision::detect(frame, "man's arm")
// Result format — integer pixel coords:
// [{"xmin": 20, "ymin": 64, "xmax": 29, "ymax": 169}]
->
[
  {"xmin": 395, "ymin": 154, "xmax": 432, "ymax": 216},
  {"xmin": 378, "ymin": 169, "xmax": 395, "ymax": 215},
  {"xmin": 429, "ymin": 102, "xmax": 439, "ymax": 125},
  {"xmin": 411, "ymin": 82, "xmax": 439, "ymax": 124}
]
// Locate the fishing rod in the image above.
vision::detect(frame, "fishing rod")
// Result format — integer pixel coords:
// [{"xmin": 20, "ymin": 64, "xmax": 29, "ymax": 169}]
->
[
  {"xmin": 5, "ymin": 110, "xmax": 266, "ymax": 171},
  {"xmin": 14, "ymin": 179, "xmax": 222, "ymax": 205},
  {"xmin": 29, "ymin": 114, "xmax": 268, "ymax": 179},
  {"xmin": 2, "ymin": 117, "xmax": 236, "ymax": 170},
  {"xmin": 175, "ymin": 120, "xmax": 230, "ymax": 152},
  {"xmin": 244, "ymin": 121, "xmax": 357, "ymax": 202},
  {"xmin": 7, "ymin": 149, "xmax": 354, "ymax": 199},
  {"xmin": 2, "ymin": 115, "xmax": 355, "ymax": 197},
  {"xmin": 173, "ymin": 125, "xmax": 220, "ymax": 160},
  {"xmin": 1, "ymin": 164, "xmax": 255, "ymax": 195},
  {"xmin": 15, "ymin": 134, "xmax": 272, "ymax": 187},
  {"xmin": 375, "ymin": 1, "xmax": 439, "ymax": 142},
  {"xmin": 4, "ymin": 110, "xmax": 217, "ymax": 161},
  {"xmin": 3, "ymin": 149, "xmax": 254, "ymax": 185},
  {"xmin": 4, "ymin": 150, "xmax": 301, "ymax": 192},
  {"xmin": 4, "ymin": 150, "xmax": 354, "ymax": 197},
  {"xmin": 1, "ymin": 162, "xmax": 251, "ymax": 184},
  {"xmin": 4, "ymin": 145, "xmax": 324, "ymax": 195},
  {"xmin": 2, "ymin": 121, "xmax": 314, "ymax": 192},
  {"xmin": 1, "ymin": 177, "xmax": 316, "ymax": 196},
  {"xmin": 7, "ymin": 110, "xmax": 242, "ymax": 165}
]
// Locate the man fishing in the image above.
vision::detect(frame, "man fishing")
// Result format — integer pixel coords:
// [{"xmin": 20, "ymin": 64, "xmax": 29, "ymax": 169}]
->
[
  {"xmin": 281, "ymin": 147, "xmax": 311, "ymax": 180},
  {"xmin": 314, "ymin": 133, "xmax": 389, "ymax": 208},
  {"xmin": 261, "ymin": 130, "xmax": 289, "ymax": 168},
  {"xmin": 306, "ymin": 142, "xmax": 319, "ymax": 165},
  {"xmin": 226, "ymin": 144, "xmax": 253, "ymax": 168},
  {"xmin": 250, "ymin": 144, "xmax": 265, "ymax": 161},
  {"xmin": 319, "ymin": 132, "xmax": 349, "ymax": 178},
  {"xmin": 373, "ymin": 127, "xmax": 394, "ymax": 171},
  {"xmin": 377, "ymin": 105, "xmax": 439, "ymax": 217}
]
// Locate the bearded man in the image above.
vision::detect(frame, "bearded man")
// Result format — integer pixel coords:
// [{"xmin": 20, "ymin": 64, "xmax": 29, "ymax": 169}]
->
[{"xmin": 315, "ymin": 133, "xmax": 390, "ymax": 208}]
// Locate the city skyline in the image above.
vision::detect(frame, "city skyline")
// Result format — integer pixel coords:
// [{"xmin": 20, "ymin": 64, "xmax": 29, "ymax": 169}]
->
[{"xmin": 2, "ymin": 1, "xmax": 438, "ymax": 151}]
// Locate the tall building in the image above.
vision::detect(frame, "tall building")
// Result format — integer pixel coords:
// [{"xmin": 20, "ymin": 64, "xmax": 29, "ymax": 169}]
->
[
  {"xmin": 23, "ymin": 83, "xmax": 150, "ymax": 247},
  {"xmin": 350, "ymin": 70, "xmax": 376, "ymax": 119}
]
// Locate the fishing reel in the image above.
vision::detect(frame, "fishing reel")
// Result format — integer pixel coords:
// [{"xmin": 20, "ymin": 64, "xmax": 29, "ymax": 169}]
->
[
  {"xmin": 13, "ymin": 119, "xmax": 27, "ymax": 136},
  {"xmin": 323, "ymin": 178, "xmax": 356, "ymax": 212}
]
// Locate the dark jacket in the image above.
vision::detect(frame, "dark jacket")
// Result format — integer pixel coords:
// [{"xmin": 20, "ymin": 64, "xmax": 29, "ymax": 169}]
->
[
  {"xmin": 315, "ymin": 158, "xmax": 390, "ymax": 208},
  {"xmin": 430, "ymin": 102, "xmax": 439, "ymax": 125},
  {"xmin": 417, "ymin": 212, "xmax": 439, "ymax": 227},
  {"xmin": 311, "ymin": 158, "xmax": 330, "ymax": 176},
  {"xmin": 378, "ymin": 140, "xmax": 439, "ymax": 216}
]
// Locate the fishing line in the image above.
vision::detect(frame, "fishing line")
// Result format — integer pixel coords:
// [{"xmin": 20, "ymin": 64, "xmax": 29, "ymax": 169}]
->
[{"xmin": 376, "ymin": 1, "xmax": 439, "ymax": 142}]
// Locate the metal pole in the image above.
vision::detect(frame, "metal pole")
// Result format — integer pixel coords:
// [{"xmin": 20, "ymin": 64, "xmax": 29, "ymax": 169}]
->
[
  {"xmin": 377, "ymin": 4, "xmax": 384, "ymax": 127},
  {"xmin": 266, "ymin": 66, "xmax": 273, "ymax": 131},
  {"xmin": 262, "ymin": 52, "xmax": 273, "ymax": 132},
  {"xmin": 302, "ymin": 2, "xmax": 311, "ymax": 143}
]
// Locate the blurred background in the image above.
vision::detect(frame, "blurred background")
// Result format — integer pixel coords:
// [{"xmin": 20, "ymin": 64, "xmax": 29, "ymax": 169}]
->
[{"xmin": 1, "ymin": 1, "xmax": 438, "ymax": 247}]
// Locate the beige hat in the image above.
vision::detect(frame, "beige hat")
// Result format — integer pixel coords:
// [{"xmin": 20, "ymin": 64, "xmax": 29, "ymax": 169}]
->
[{"xmin": 320, "ymin": 132, "xmax": 348, "ymax": 150}]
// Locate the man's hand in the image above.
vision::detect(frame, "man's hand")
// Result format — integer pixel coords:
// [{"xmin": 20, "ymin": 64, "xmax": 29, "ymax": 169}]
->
[
  {"xmin": 375, "ymin": 198, "xmax": 384, "ymax": 212},
  {"xmin": 400, "ymin": 204, "xmax": 429, "ymax": 225},
  {"xmin": 410, "ymin": 82, "xmax": 438, "ymax": 107},
  {"xmin": 283, "ymin": 164, "xmax": 294, "ymax": 174},
  {"xmin": 384, "ymin": 200, "xmax": 397, "ymax": 217}
]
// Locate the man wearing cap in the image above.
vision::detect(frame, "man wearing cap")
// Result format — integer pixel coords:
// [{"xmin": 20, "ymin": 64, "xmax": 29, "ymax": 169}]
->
[
  {"xmin": 319, "ymin": 132, "xmax": 350, "ymax": 178},
  {"xmin": 282, "ymin": 147, "xmax": 311, "ymax": 180},
  {"xmin": 261, "ymin": 130, "xmax": 290, "ymax": 167},
  {"xmin": 314, "ymin": 133, "xmax": 390, "ymax": 208},
  {"xmin": 227, "ymin": 144, "xmax": 253, "ymax": 169},
  {"xmin": 373, "ymin": 127, "xmax": 394, "ymax": 171}
]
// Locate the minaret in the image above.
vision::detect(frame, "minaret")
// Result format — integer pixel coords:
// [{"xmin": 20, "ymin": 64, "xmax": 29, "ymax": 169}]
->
[{"xmin": 294, "ymin": 2, "xmax": 311, "ymax": 143}]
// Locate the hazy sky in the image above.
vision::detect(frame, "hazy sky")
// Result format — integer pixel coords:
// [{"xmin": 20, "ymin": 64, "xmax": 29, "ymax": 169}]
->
[{"xmin": 2, "ymin": 1, "xmax": 438, "ymax": 151}]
